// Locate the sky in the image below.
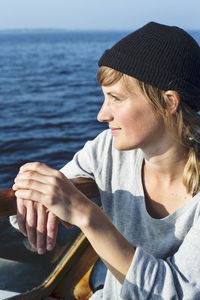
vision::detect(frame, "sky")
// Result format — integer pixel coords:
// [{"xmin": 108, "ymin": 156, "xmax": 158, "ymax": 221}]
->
[{"xmin": 0, "ymin": 0, "xmax": 200, "ymax": 31}]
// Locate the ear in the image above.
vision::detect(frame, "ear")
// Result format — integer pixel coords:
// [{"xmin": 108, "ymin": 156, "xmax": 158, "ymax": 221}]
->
[{"xmin": 164, "ymin": 90, "xmax": 180, "ymax": 115}]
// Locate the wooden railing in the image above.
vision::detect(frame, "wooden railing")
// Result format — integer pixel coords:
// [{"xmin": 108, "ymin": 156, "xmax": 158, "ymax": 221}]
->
[{"xmin": 0, "ymin": 177, "xmax": 100, "ymax": 300}]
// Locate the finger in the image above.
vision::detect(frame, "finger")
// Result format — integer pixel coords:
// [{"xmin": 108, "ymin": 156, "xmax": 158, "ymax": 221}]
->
[
  {"xmin": 20, "ymin": 162, "xmax": 58, "ymax": 177},
  {"xmin": 36, "ymin": 204, "xmax": 48, "ymax": 255},
  {"xmin": 26, "ymin": 201, "xmax": 37, "ymax": 249},
  {"xmin": 16, "ymin": 198, "xmax": 27, "ymax": 236},
  {"xmin": 15, "ymin": 189, "xmax": 44, "ymax": 204},
  {"xmin": 13, "ymin": 179, "xmax": 47, "ymax": 194},
  {"xmin": 46, "ymin": 212, "xmax": 58, "ymax": 251},
  {"xmin": 14, "ymin": 171, "xmax": 54, "ymax": 185}
]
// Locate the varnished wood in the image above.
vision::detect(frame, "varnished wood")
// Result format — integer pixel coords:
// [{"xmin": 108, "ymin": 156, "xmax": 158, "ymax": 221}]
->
[
  {"xmin": 8, "ymin": 233, "xmax": 98, "ymax": 300},
  {"xmin": 73, "ymin": 263, "xmax": 97, "ymax": 300},
  {"xmin": 0, "ymin": 177, "xmax": 100, "ymax": 300},
  {"xmin": 50, "ymin": 233, "xmax": 99, "ymax": 300},
  {"xmin": 0, "ymin": 188, "xmax": 16, "ymax": 217}
]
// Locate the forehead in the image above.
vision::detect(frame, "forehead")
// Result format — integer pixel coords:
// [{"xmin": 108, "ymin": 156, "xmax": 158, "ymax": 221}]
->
[{"xmin": 102, "ymin": 75, "xmax": 141, "ymax": 96}]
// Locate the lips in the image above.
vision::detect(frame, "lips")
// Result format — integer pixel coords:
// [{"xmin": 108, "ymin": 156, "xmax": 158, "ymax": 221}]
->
[{"xmin": 109, "ymin": 127, "xmax": 121, "ymax": 134}]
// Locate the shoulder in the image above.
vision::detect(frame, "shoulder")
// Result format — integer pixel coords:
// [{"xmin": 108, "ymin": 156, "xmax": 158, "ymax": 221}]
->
[
  {"xmin": 82, "ymin": 129, "xmax": 113, "ymax": 159},
  {"xmin": 60, "ymin": 130, "xmax": 113, "ymax": 176},
  {"xmin": 88, "ymin": 129, "xmax": 113, "ymax": 149}
]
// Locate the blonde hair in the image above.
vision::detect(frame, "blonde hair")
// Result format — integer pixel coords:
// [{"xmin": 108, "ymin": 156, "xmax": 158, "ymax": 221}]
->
[{"xmin": 98, "ymin": 66, "xmax": 200, "ymax": 195}]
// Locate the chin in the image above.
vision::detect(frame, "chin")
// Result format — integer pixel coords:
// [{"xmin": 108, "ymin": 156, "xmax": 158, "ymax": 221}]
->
[{"xmin": 113, "ymin": 141, "xmax": 138, "ymax": 151}]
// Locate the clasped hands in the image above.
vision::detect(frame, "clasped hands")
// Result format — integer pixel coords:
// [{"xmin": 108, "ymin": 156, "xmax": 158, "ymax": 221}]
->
[{"xmin": 12, "ymin": 162, "xmax": 91, "ymax": 255}]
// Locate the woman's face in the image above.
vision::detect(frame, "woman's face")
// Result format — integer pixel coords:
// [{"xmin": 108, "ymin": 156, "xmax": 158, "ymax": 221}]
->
[{"xmin": 97, "ymin": 77, "xmax": 166, "ymax": 152}]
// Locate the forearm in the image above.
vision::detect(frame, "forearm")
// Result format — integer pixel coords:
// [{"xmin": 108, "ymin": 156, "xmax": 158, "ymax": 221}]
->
[{"xmin": 81, "ymin": 203, "xmax": 135, "ymax": 284}]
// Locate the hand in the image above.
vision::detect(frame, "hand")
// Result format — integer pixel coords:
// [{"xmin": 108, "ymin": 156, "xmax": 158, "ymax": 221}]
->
[
  {"xmin": 13, "ymin": 162, "xmax": 92, "ymax": 230},
  {"xmin": 16, "ymin": 197, "xmax": 58, "ymax": 254}
]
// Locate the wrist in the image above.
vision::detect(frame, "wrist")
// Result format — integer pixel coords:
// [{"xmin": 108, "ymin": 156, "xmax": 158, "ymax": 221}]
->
[{"xmin": 79, "ymin": 198, "xmax": 104, "ymax": 233}]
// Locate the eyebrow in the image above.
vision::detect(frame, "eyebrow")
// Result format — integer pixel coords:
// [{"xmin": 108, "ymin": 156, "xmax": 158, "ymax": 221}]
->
[{"xmin": 107, "ymin": 91, "xmax": 125, "ymax": 98}]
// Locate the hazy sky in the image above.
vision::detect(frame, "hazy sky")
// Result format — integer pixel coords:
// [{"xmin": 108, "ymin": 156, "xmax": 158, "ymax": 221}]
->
[{"xmin": 0, "ymin": 0, "xmax": 200, "ymax": 31}]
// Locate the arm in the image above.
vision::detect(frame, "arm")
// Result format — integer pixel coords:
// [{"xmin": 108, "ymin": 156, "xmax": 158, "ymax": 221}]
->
[
  {"xmin": 11, "ymin": 130, "xmax": 108, "ymax": 254},
  {"xmin": 13, "ymin": 162, "xmax": 135, "ymax": 283},
  {"xmin": 81, "ymin": 204, "xmax": 135, "ymax": 284},
  {"xmin": 120, "ymin": 220, "xmax": 200, "ymax": 299}
]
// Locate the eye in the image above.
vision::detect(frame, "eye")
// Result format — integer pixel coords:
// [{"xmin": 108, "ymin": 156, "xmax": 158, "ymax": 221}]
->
[{"xmin": 111, "ymin": 94, "xmax": 121, "ymax": 101}]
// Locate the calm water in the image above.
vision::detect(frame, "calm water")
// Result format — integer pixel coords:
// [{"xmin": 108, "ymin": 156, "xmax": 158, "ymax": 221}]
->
[
  {"xmin": 0, "ymin": 29, "xmax": 199, "ymax": 294},
  {"xmin": 0, "ymin": 30, "xmax": 129, "ymax": 190}
]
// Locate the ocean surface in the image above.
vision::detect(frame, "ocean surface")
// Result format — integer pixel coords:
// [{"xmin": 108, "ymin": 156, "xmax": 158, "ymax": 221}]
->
[
  {"xmin": 0, "ymin": 30, "xmax": 128, "ymax": 190},
  {"xmin": 0, "ymin": 29, "xmax": 199, "ymax": 294}
]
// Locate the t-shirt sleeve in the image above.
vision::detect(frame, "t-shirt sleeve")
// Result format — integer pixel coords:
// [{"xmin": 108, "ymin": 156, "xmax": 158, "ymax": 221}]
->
[
  {"xmin": 121, "ymin": 219, "xmax": 200, "ymax": 299},
  {"xmin": 60, "ymin": 129, "xmax": 111, "ymax": 180},
  {"xmin": 60, "ymin": 140, "xmax": 95, "ymax": 179}
]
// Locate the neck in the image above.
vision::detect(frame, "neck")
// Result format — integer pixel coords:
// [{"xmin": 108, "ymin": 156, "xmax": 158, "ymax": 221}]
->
[{"xmin": 142, "ymin": 137, "xmax": 188, "ymax": 183}]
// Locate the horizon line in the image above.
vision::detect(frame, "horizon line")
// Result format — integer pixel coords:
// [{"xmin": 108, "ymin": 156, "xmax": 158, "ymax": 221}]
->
[{"xmin": 0, "ymin": 27, "xmax": 200, "ymax": 32}]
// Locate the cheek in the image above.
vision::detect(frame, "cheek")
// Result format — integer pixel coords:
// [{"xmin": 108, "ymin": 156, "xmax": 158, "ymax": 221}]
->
[
  {"xmin": 123, "ymin": 107, "xmax": 161, "ymax": 138},
  {"xmin": 118, "ymin": 106, "xmax": 154, "ymax": 128}
]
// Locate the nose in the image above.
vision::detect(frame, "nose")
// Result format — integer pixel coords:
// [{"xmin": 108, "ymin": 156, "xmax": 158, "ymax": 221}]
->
[{"xmin": 97, "ymin": 100, "xmax": 113, "ymax": 123}]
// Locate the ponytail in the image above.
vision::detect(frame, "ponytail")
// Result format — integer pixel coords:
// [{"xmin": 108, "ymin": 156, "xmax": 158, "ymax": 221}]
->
[
  {"xmin": 136, "ymin": 80, "xmax": 200, "ymax": 196},
  {"xmin": 183, "ymin": 147, "xmax": 200, "ymax": 195}
]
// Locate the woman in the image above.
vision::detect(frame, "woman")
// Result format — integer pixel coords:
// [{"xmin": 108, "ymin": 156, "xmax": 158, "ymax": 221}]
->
[{"xmin": 12, "ymin": 22, "xmax": 200, "ymax": 299}]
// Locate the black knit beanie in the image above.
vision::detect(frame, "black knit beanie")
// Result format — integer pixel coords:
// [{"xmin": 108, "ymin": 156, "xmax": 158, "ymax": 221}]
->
[{"xmin": 98, "ymin": 22, "xmax": 200, "ymax": 111}]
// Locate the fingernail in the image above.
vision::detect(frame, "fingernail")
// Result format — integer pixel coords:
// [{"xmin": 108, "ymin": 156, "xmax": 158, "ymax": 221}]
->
[
  {"xmin": 37, "ymin": 248, "xmax": 45, "ymax": 255},
  {"xmin": 47, "ymin": 244, "xmax": 53, "ymax": 251}
]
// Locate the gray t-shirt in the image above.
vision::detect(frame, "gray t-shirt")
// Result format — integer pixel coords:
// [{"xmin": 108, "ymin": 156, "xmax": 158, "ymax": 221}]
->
[{"xmin": 62, "ymin": 129, "xmax": 200, "ymax": 300}]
